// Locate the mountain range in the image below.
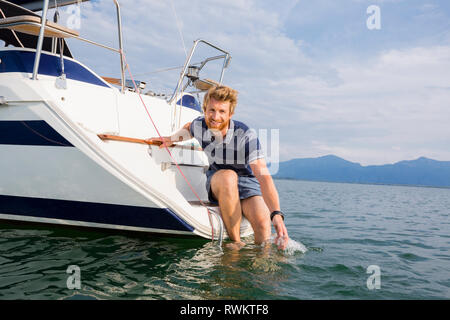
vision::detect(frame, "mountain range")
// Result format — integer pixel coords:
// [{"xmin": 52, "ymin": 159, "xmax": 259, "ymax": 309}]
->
[{"xmin": 273, "ymin": 155, "xmax": 450, "ymax": 188}]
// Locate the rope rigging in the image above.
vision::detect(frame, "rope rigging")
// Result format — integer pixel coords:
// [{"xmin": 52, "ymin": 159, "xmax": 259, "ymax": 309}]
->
[{"xmin": 120, "ymin": 51, "xmax": 217, "ymax": 243}]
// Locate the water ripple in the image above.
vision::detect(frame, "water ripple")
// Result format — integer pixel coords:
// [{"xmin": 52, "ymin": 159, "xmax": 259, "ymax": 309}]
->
[{"xmin": 1, "ymin": 180, "xmax": 449, "ymax": 299}]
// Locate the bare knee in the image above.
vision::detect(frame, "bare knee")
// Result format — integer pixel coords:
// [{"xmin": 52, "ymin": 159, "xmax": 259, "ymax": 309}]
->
[
  {"xmin": 211, "ymin": 170, "xmax": 238, "ymax": 197},
  {"xmin": 215, "ymin": 169, "xmax": 238, "ymax": 183},
  {"xmin": 252, "ymin": 215, "xmax": 271, "ymax": 234}
]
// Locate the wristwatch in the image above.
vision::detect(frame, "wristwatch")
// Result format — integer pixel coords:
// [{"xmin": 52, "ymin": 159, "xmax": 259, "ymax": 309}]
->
[{"xmin": 270, "ymin": 210, "xmax": 285, "ymax": 221}]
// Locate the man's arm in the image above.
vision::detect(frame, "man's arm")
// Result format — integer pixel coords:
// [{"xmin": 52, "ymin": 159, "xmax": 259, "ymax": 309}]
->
[
  {"xmin": 146, "ymin": 122, "xmax": 192, "ymax": 148},
  {"xmin": 250, "ymin": 158, "xmax": 289, "ymax": 249},
  {"xmin": 171, "ymin": 122, "xmax": 193, "ymax": 142},
  {"xmin": 250, "ymin": 158, "xmax": 280, "ymax": 212}
]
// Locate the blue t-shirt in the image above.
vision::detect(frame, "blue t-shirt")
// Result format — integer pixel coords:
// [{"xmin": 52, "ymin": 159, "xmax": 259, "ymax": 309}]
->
[{"xmin": 189, "ymin": 116, "xmax": 264, "ymax": 177}]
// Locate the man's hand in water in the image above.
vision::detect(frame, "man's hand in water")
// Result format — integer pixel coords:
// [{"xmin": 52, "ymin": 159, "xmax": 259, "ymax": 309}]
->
[{"xmin": 273, "ymin": 215, "xmax": 289, "ymax": 250}]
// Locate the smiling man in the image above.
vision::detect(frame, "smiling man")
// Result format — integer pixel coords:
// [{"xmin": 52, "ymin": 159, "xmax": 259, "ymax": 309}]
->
[{"xmin": 148, "ymin": 86, "xmax": 288, "ymax": 249}]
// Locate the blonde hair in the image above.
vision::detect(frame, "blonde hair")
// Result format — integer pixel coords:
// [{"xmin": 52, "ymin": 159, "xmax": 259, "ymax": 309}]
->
[{"xmin": 202, "ymin": 85, "xmax": 238, "ymax": 114}]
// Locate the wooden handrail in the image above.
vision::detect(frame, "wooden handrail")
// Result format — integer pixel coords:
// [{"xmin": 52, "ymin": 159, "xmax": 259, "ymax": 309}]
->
[
  {"xmin": 193, "ymin": 78, "xmax": 220, "ymax": 91},
  {"xmin": 101, "ymin": 77, "xmax": 146, "ymax": 90},
  {"xmin": 101, "ymin": 77, "xmax": 121, "ymax": 86},
  {"xmin": 97, "ymin": 134, "xmax": 202, "ymax": 151}
]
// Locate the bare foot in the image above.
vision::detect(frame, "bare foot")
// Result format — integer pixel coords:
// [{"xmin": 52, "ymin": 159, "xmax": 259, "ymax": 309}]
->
[{"xmin": 225, "ymin": 241, "xmax": 246, "ymax": 250}]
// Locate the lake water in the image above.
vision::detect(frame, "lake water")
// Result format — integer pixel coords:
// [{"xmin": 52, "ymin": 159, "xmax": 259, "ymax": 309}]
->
[{"xmin": 1, "ymin": 180, "xmax": 449, "ymax": 300}]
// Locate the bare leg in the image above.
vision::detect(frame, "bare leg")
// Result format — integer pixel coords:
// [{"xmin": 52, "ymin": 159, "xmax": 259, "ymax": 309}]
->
[
  {"xmin": 210, "ymin": 170, "xmax": 243, "ymax": 243},
  {"xmin": 241, "ymin": 196, "xmax": 271, "ymax": 245}
]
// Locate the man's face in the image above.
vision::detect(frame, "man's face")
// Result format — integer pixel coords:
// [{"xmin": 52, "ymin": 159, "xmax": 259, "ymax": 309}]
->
[{"xmin": 204, "ymin": 98, "xmax": 233, "ymax": 132}]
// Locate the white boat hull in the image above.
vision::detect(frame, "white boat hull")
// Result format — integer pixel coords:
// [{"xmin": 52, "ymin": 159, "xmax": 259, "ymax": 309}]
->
[{"xmin": 0, "ymin": 48, "xmax": 254, "ymax": 239}]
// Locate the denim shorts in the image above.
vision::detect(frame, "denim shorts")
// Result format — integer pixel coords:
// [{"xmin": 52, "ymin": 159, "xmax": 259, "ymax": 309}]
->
[{"xmin": 205, "ymin": 170, "xmax": 262, "ymax": 204}]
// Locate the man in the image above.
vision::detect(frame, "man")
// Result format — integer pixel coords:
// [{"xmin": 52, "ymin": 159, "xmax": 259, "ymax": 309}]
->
[{"xmin": 148, "ymin": 86, "xmax": 288, "ymax": 249}]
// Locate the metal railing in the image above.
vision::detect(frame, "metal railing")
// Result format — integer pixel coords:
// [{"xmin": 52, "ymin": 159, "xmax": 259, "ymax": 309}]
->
[
  {"xmin": 169, "ymin": 39, "xmax": 231, "ymax": 104},
  {"xmin": 31, "ymin": 0, "xmax": 49, "ymax": 80},
  {"xmin": 29, "ymin": 2, "xmax": 230, "ymax": 96},
  {"xmin": 31, "ymin": 0, "xmax": 125, "ymax": 92}
]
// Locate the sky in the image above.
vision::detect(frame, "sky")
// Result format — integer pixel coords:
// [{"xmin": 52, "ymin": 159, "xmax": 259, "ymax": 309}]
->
[{"xmin": 56, "ymin": 0, "xmax": 450, "ymax": 165}]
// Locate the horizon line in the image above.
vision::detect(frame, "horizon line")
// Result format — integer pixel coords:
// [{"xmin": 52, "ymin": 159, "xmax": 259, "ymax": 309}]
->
[{"xmin": 271, "ymin": 154, "xmax": 450, "ymax": 167}]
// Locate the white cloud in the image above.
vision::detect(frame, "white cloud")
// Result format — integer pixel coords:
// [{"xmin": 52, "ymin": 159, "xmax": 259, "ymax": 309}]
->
[{"xmin": 271, "ymin": 45, "xmax": 450, "ymax": 164}]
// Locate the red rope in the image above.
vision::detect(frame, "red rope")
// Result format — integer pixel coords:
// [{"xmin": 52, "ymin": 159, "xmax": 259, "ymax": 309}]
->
[{"xmin": 120, "ymin": 52, "xmax": 215, "ymax": 240}]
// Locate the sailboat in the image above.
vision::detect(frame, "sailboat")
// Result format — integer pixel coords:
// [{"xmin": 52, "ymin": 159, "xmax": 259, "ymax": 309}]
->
[{"xmin": 0, "ymin": 0, "xmax": 253, "ymax": 240}]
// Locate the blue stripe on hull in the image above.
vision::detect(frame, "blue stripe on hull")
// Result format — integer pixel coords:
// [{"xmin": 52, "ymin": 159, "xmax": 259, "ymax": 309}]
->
[
  {"xmin": 0, "ymin": 50, "xmax": 109, "ymax": 88},
  {"xmin": 0, "ymin": 120, "xmax": 74, "ymax": 146},
  {"xmin": 0, "ymin": 195, "xmax": 194, "ymax": 233}
]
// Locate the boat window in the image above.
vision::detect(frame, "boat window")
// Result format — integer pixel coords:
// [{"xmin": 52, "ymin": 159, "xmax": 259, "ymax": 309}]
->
[{"xmin": 176, "ymin": 95, "xmax": 201, "ymax": 112}]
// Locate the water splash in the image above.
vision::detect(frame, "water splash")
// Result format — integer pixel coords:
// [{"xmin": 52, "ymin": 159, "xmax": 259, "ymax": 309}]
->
[{"xmin": 271, "ymin": 235, "xmax": 308, "ymax": 255}]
